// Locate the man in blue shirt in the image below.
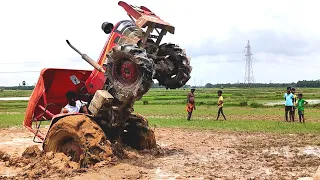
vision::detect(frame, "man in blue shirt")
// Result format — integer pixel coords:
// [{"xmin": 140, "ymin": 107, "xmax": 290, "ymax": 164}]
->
[{"xmin": 284, "ymin": 87, "xmax": 294, "ymax": 122}]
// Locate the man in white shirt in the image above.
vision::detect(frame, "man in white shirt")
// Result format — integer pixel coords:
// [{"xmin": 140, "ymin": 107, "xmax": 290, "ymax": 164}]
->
[{"xmin": 61, "ymin": 91, "xmax": 88, "ymax": 114}]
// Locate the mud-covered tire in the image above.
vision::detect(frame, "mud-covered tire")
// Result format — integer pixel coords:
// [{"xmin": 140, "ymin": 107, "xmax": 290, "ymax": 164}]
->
[
  {"xmin": 43, "ymin": 114, "xmax": 112, "ymax": 167},
  {"xmin": 154, "ymin": 43, "xmax": 192, "ymax": 89},
  {"xmin": 122, "ymin": 114, "xmax": 156, "ymax": 150},
  {"xmin": 105, "ymin": 44, "xmax": 154, "ymax": 103}
]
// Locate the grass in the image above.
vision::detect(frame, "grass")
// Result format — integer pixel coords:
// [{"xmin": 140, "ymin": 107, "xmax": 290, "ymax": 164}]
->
[
  {"xmin": 0, "ymin": 100, "xmax": 28, "ymax": 128},
  {"xmin": 133, "ymin": 104, "xmax": 320, "ymax": 119},
  {"xmin": 0, "ymin": 90, "xmax": 32, "ymax": 97},
  {"xmin": 0, "ymin": 101, "xmax": 28, "ymax": 112},
  {"xmin": 148, "ymin": 118, "xmax": 320, "ymax": 134},
  {"xmin": 0, "ymin": 114, "xmax": 25, "ymax": 128},
  {"xmin": 138, "ymin": 87, "xmax": 320, "ymax": 106},
  {"xmin": 0, "ymin": 88, "xmax": 319, "ymax": 134}
]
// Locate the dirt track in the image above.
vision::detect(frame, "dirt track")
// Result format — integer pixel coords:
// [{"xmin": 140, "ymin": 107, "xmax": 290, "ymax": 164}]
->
[{"xmin": 0, "ymin": 127, "xmax": 320, "ymax": 179}]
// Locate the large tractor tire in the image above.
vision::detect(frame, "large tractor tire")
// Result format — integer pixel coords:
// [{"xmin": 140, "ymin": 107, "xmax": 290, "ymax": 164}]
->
[
  {"xmin": 43, "ymin": 114, "xmax": 112, "ymax": 167},
  {"xmin": 154, "ymin": 43, "xmax": 192, "ymax": 89},
  {"xmin": 105, "ymin": 44, "xmax": 154, "ymax": 103},
  {"xmin": 122, "ymin": 114, "xmax": 156, "ymax": 150}
]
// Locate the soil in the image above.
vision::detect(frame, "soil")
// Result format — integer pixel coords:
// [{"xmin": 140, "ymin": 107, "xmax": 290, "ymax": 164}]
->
[{"xmin": 0, "ymin": 127, "xmax": 320, "ymax": 179}]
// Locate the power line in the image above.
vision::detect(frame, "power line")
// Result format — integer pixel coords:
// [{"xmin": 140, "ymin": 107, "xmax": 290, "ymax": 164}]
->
[
  {"xmin": 0, "ymin": 61, "xmax": 81, "ymax": 65},
  {"xmin": 0, "ymin": 71, "xmax": 40, "ymax": 73},
  {"xmin": 253, "ymin": 58, "xmax": 317, "ymax": 68},
  {"xmin": 191, "ymin": 58, "xmax": 317, "ymax": 68},
  {"xmin": 255, "ymin": 53, "xmax": 320, "ymax": 63},
  {"xmin": 208, "ymin": 51, "xmax": 244, "ymax": 55},
  {"xmin": 191, "ymin": 59, "xmax": 243, "ymax": 64}
]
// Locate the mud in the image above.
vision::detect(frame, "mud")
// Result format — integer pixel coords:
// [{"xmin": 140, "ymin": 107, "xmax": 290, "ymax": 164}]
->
[
  {"xmin": 0, "ymin": 146, "xmax": 79, "ymax": 179},
  {"xmin": 44, "ymin": 115, "xmax": 113, "ymax": 167},
  {"xmin": 0, "ymin": 127, "xmax": 320, "ymax": 179}
]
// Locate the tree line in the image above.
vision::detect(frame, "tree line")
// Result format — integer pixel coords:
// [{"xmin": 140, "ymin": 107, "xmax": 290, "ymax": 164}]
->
[
  {"xmin": 0, "ymin": 86, "xmax": 35, "ymax": 90},
  {"xmin": 205, "ymin": 80, "xmax": 320, "ymax": 88},
  {"xmin": 1, "ymin": 80, "xmax": 319, "ymax": 90}
]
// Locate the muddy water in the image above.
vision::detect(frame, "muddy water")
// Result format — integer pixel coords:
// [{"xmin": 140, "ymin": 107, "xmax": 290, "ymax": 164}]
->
[{"xmin": 264, "ymin": 99, "xmax": 320, "ymax": 106}]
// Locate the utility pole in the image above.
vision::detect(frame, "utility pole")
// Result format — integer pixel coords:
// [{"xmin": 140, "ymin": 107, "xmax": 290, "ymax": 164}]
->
[
  {"xmin": 194, "ymin": 78, "xmax": 196, "ymax": 88},
  {"xmin": 244, "ymin": 40, "xmax": 254, "ymax": 87}
]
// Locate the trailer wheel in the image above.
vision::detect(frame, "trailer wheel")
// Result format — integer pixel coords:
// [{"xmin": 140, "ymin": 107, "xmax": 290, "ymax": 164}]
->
[{"xmin": 43, "ymin": 114, "xmax": 112, "ymax": 167}]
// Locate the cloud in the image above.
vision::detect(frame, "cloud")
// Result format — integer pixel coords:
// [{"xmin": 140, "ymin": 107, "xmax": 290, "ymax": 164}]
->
[
  {"xmin": 1, "ymin": 0, "xmax": 320, "ymax": 86},
  {"xmin": 184, "ymin": 29, "xmax": 320, "ymax": 58}
]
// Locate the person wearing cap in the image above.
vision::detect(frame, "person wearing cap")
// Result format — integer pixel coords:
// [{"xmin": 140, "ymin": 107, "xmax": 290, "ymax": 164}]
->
[
  {"xmin": 284, "ymin": 87, "xmax": 294, "ymax": 122},
  {"xmin": 186, "ymin": 88, "xmax": 196, "ymax": 120}
]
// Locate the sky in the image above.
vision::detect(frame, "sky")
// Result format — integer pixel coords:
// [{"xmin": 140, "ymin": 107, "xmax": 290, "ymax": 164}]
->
[{"xmin": 1, "ymin": 0, "xmax": 320, "ymax": 86}]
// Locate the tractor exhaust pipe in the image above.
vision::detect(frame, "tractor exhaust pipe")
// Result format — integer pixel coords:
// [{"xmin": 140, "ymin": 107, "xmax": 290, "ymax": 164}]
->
[{"xmin": 66, "ymin": 40, "xmax": 105, "ymax": 73}]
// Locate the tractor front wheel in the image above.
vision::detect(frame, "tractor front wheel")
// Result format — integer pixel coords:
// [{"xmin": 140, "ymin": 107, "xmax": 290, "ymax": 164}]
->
[
  {"xmin": 43, "ymin": 114, "xmax": 112, "ymax": 167},
  {"xmin": 122, "ymin": 114, "xmax": 156, "ymax": 150},
  {"xmin": 154, "ymin": 43, "xmax": 192, "ymax": 89}
]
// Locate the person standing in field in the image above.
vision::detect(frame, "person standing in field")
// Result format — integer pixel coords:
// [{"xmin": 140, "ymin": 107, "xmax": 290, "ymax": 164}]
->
[
  {"xmin": 291, "ymin": 88, "xmax": 297, "ymax": 121},
  {"xmin": 186, "ymin": 88, "xmax": 196, "ymax": 120},
  {"xmin": 216, "ymin": 90, "xmax": 226, "ymax": 120},
  {"xmin": 297, "ymin": 93, "xmax": 308, "ymax": 123},
  {"xmin": 284, "ymin": 87, "xmax": 294, "ymax": 122}
]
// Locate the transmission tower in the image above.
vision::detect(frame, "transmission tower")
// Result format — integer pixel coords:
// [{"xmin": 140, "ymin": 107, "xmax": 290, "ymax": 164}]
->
[{"xmin": 244, "ymin": 40, "xmax": 254, "ymax": 87}]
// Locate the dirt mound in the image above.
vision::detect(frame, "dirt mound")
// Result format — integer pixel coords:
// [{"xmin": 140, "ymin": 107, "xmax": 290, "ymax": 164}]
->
[
  {"xmin": 21, "ymin": 145, "xmax": 41, "ymax": 158},
  {"xmin": 0, "ymin": 151, "xmax": 10, "ymax": 161},
  {"xmin": 0, "ymin": 142, "xmax": 165, "ymax": 179},
  {"xmin": 0, "ymin": 146, "xmax": 82, "ymax": 179}
]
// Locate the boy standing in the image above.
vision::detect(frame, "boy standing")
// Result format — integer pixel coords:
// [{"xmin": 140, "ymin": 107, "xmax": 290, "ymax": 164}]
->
[
  {"xmin": 284, "ymin": 87, "xmax": 294, "ymax": 122},
  {"xmin": 186, "ymin": 88, "xmax": 196, "ymax": 120},
  {"xmin": 291, "ymin": 88, "xmax": 297, "ymax": 121},
  {"xmin": 216, "ymin": 90, "xmax": 226, "ymax": 120},
  {"xmin": 297, "ymin": 93, "xmax": 308, "ymax": 123}
]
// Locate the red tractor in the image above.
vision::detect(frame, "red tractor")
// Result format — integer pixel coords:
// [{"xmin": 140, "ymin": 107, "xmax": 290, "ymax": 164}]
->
[{"xmin": 24, "ymin": 1, "xmax": 191, "ymax": 167}]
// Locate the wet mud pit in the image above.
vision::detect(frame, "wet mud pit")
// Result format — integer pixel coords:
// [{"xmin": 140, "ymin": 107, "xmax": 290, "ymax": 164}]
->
[{"xmin": 0, "ymin": 127, "xmax": 320, "ymax": 179}]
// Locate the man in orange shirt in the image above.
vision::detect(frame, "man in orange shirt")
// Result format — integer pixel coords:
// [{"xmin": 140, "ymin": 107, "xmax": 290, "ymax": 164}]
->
[{"xmin": 186, "ymin": 88, "xmax": 196, "ymax": 120}]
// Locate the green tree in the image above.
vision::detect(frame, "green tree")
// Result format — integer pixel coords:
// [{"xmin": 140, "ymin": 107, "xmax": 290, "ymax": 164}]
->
[{"xmin": 205, "ymin": 83, "xmax": 214, "ymax": 88}]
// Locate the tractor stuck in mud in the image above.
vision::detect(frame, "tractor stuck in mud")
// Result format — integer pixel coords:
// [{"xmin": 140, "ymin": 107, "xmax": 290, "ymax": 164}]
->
[{"xmin": 23, "ymin": 1, "xmax": 192, "ymax": 167}]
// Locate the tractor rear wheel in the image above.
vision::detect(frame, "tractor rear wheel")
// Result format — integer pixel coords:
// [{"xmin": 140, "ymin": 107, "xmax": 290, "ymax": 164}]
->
[
  {"xmin": 105, "ymin": 44, "xmax": 154, "ymax": 103},
  {"xmin": 43, "ymin": 114, "xmax": 112, "ymax": 167},
  {"xmin": 122, "ymin": 114, "xmax": 156, "ymax": 150}
]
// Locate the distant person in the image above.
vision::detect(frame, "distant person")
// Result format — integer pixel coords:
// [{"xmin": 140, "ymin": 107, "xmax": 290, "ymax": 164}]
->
[
  {"xmin": 297, "ymin": 93, "xmax": 308, "ymax": 123},
  {"xmin": 216, "ymin": 90, "xmax": 226, "ymax": 120},
  {"xmin": 186, "ymin": 88, "xmax": 196, "ymax": 120},
  {"xmin": 61, "ymin": 90, "xmax": 88, "ymax": 114},
  {"xmin": 284, "ymin": 87, "xmax": 294, "ymax": 122},
  {"xmin": 291, "ymin": 88, "xmax": 297, "ymax": 121}
]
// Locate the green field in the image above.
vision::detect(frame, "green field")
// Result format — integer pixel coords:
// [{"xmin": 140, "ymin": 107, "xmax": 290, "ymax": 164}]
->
[
  {"xmin": 0, "ymin": 88, "xmax": 319, "ymax": 133},
  {"xmin": 0, "ymin": 90, "xmax": 33, "ymax": 97}
]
